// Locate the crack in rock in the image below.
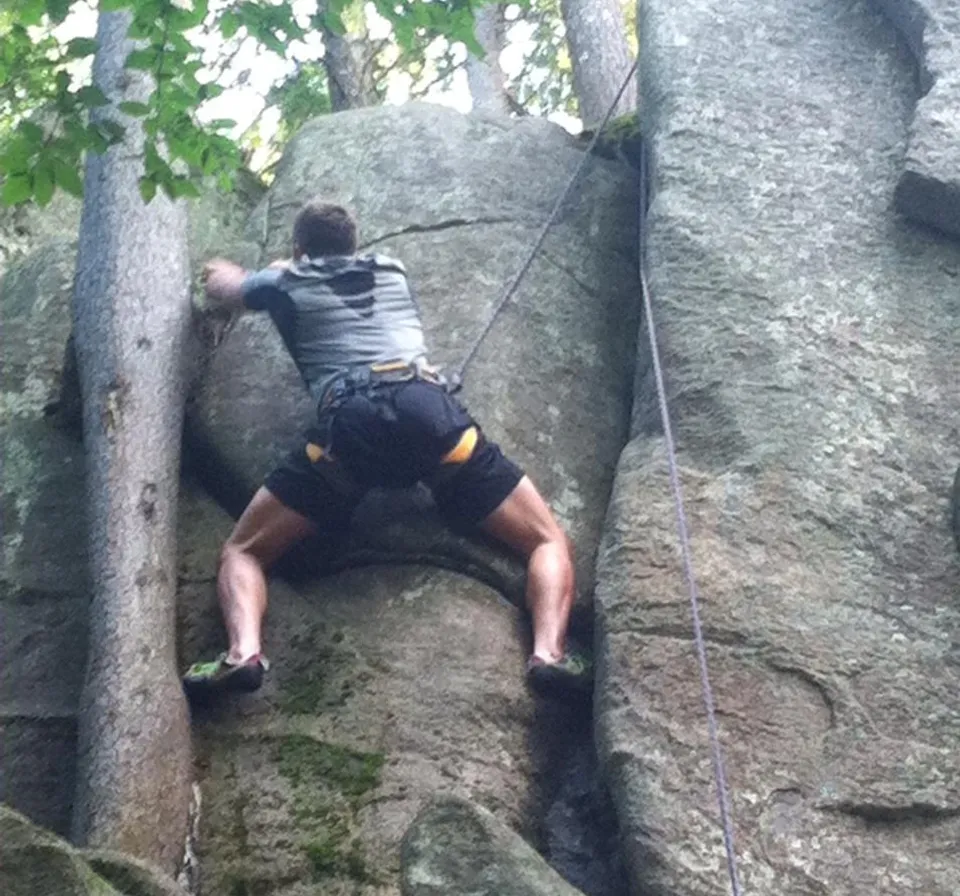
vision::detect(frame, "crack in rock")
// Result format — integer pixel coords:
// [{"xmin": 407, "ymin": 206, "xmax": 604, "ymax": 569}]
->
[
  {"xmin": 821, "ymin": 800, "xmax": 960, "ymax": 824},
  {"xmin": 630, "ymin": 623, "xmax": 755, "ymax": 648},
  {"xmin": 764, "ymin": 658, "xmax": 838, "ymax": 730},
  {"xmin": 361, "ymin": 216, "xmax": 519, "ymax": 249}
]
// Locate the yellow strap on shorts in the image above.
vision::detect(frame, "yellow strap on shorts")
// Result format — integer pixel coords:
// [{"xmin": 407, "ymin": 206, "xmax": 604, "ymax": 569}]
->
[{"xmin": 441, "ymin": 426, "xmax": 478, "ymax": 465}]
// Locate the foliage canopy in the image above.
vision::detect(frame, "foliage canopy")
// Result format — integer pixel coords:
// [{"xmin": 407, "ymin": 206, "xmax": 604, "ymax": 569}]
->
[{"xmin": 0, "ymin": 0, "xmax": 492, "ymax": 205}]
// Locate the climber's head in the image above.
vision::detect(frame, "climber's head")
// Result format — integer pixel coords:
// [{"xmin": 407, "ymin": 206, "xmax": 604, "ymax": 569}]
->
[{"xmin": 292, "ymin": 199, "xmax": 358, "ymax": 259}]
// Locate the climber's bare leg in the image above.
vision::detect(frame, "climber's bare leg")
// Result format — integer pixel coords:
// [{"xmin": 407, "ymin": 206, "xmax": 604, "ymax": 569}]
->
[
  {"xmin": 219, "ymin": 487, "xmax": 317, "ymax": 663},
  {"xmin": 479, "ymin": 475, "xmax": 575, "ymax": 663}
]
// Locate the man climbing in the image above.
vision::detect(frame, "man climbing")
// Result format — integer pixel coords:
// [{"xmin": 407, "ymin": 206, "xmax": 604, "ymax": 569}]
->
[{"xmin": 183, "ymin": 199, "xmax": 590, "ymax": 700}]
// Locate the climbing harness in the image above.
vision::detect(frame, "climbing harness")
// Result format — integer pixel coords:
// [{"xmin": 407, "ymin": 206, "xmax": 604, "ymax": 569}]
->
[
  {"xmin": 309, "ymin": 357, "xmax": 481, "ymax": 489},
  {"xmin": 453, "ymin": 54, "xmax": 745, "ymax": 896},
  {"xmin": 317, "ymin": 358, "xmax": 446, "ymax": 411}
]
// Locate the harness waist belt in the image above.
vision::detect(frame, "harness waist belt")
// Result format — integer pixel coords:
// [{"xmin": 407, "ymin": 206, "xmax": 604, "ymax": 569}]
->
[{"xmin": 318, "ymin": 360, "xmax": 445, "ymax": 411}]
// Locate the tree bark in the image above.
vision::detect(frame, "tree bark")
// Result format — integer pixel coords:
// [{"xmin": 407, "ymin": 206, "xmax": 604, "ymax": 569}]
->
[
  {"xmin": 466, "ymin": 3, "xmax": 511, "ymax": 115},
  {"xmin": 559, "ymin": 0, "xmax": 636, "ymax": 127},
  {"xmin": 324, "ymin": 29, "xmax": 374, "ymax": 110},
  {"xmin": 70, "ymin": 10, "xmax": 192, "ymax": 872},
  {"xmin": 319, "ymin": 1, "xmax": 377, "ymax": 111}
]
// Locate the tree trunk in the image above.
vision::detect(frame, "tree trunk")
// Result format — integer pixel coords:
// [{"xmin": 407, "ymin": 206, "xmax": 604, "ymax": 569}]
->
[
  {"xmin": 70, "ymin": 10, "xmax": 192, "ymax": 873},
  {"xmin": 319, "ymin": 1, "xmax": 376, "ymax": 110},
  {"xmin": 466, "ymin": 3, "xmax": 511, "ymax": 115},
  {"xmin": 324, "ymin": 30, "xmax": 373, "ymax": 110},
  {"xmin": 559, "ymin": 0, "xmax": 636, "ymax": 127}
]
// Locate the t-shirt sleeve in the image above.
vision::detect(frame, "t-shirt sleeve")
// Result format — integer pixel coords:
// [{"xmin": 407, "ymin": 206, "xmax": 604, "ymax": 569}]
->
[{"xmin": 241, "ymin": 268, "xmax": 288, "ymax": 311}]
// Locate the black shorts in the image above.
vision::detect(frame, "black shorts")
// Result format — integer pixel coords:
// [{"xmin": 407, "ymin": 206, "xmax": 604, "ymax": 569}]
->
[{"xmin": 264, "ymin": 380, "xmax": 524, "ymax": 533}]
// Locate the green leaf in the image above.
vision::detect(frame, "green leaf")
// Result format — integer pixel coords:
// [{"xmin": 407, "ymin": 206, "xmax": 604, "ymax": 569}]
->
[
  {"xmin": 65, "ymin": 37, "xmax": 99, "ymax": 58},
  {"xmin": 257, "ymin": 32, "xmax": 285, "ymax": 55},
  {"xmin": 220, "ymin": 10, "xmax": 240, "ymax": 38},
  {"xmin": 118, "ymin": 101, "xmax": 151, "ymax": 117},
  {"xmin": 317, "ymin": 9, "xmax": 346, "ymax": 36},
  {"xmin": 45, "ymin": 0, "xmax": 73, "ymax": 24},
  {"xmin": 139, "ymin": 176, "xmax": 157, "ymax": 203},
  {"xmin": 19, "ymin": 121, "xmax": 45, "ymax": 146},
  {"xmin": 461, "ymin": 32, "xmax": 484, "ymax": 57},
  {"xmin": 165, "ymin": 84, "xmax": 198, "ymax": 110},
  {"xmin": 169, "ymin": 177, "xmax": 200, "ymax": 199},
  {"xmin": 197, "ymin": 82, "xmax": 224, "ymax": 101},
  {"xmin": 85, "ymin": 125, "xmax": 110, "ymax": 155},
  {"xmin": 19, "ymin": 0, "xmax": 45, "ymax": 27},
  {"xmin": 32, "ymin": 161, "xmax": 55, "ymax": 206},
  {"xmin": 177, "ymin": 0, "xmax": 209, "ymax": 29},
  {"xmin": 392, "ymin": 17, "xmax": 414, "ymax": 51},
  {"xmin": 0, "ymin": 137, "xmax": 32, "ymax": 175},
  {"xmin": 143, "ymin": 140, "xmax": 164, "ymax": 175},
  {"xmin": 101, "ymin": 0, "xmax": 132, "ymax": 10},
  {"xmin": 170, "ymin": 31, "xmax": 195, "ymax": 58},
  {"xmin": 1, "ymin": 175, "xmax": 33, "ymax": 205},
  {"xmin": 77, "ymin": 85, "xmax": 109, "ymax": 108},
  {"xmin": 85, "ymin": 118, "xmax": 125, "ymax": 152},
  {"xmin": 125, "ymin": 48, "xmax": 157, "ymax": 70},
  {"xmin": 53, "ymin": 158, "xmax": 83, "ymax": 197}
]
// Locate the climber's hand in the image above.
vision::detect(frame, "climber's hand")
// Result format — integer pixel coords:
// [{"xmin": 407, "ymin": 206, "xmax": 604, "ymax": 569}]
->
[{"xmin": 201, "ymin": 258, "xmax": 248, "ymax": 311}]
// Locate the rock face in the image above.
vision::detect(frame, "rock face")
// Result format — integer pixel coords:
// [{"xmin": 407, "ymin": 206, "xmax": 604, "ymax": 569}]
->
[
  {"xmin": 187, "ymin": 102, "xmax": 639, "ymax": 603},
  {"xmin": 11, "ymin": 38, "xmax": 960, "ymax": 896},
  {"xmin": 401, "ymin": 796, "xmax": 587, "ymax": 896},
  {"xmin": 177, "ymin": 484, "xmax": 579, "ymax": 895},
  {"xmin": 3, "ymin": 105, "xmax": 636, "ymax": 894},
  {"xmin": 596, "ymin": 0, "xmax": 960, "ymax": 893},
  {"xmin": 0, "ymin": 182, "xmax": 262, "ymax": 844},
  {"xmin": 0, "ymin": 804, "xmax": 188, "ymax": 896},
  {"xmin": 0, "ymin": 193, "xmax": 82, "ymax": 282},
  {"xmin": 870, "ymin": 0, "xmax": 960, "ymax": 237},
  {"xmin": 179, "ymin": 103, "xmax": 639, "ymax": 894},
  {"xmin": 2, "ymin": 803, "xmax": 122, "ymax": 896},
  {"xmin": 1, "ymin": 243, "xmax": 87, "ymax": 837},
  {"xmin": 952, "ymin": 463, "xmax": 960, "ymax": 551}
]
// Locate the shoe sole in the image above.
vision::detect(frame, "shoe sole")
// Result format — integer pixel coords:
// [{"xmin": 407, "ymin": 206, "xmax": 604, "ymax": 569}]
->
[
  {"xmin": 183, "ymin": 665, "xmax": 264, "ymax": 702},
  {"xmin": 527, "ymin": 665, "xmax": 593, "ymax": 697}
]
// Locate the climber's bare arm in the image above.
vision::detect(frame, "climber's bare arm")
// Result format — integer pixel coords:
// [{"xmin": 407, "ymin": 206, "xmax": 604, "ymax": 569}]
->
[
  {"xmin": 202, "ymin": 258, "xmax": 292, "ymax": 314},
  {"xmin": 202, "ymin": 258, "xmax": 249, "ymax": 312}
]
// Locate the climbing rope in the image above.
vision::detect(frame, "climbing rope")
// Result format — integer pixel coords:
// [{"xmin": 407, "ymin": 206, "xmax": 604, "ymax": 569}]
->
[
  {"xmin": 639, "ymin": 150, "xmax": 744, "ymax": 895},
  {"xmin": 454, "ymin": 50, "xmax": 744, "ymax": 896},
  {"xmin": 452, "ymin": 56, "xmax": 640, "ymax": 386}
]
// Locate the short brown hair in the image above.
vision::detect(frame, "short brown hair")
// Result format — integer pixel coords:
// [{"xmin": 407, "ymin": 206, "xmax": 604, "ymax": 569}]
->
[{"xmin": 293, "ymin": 200, "xmax": 358, "ymax": 257}]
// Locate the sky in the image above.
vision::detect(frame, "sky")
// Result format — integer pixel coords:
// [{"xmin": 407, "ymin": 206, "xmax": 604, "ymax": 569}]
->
[
  {"xmin": 194, "ymin": 1, "xmax": 581, "ymax": 150},
  {"xmin": 53, "ymin": 0, "xmax": 580, "ymax": 172}
]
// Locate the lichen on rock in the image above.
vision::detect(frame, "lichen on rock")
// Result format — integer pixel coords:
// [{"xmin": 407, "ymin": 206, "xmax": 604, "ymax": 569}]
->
[{"xmin": 1, "ymin": 804, "xmax": 187, "ymax": 896}]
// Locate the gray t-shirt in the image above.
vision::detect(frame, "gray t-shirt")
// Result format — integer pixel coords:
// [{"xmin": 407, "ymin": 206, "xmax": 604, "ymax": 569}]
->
[{"xmin": 242, "ymin": 253, "xmax": 428, "ymax": 402}]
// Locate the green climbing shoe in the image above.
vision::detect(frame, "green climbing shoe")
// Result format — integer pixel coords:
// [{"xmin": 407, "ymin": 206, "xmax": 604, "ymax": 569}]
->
[
  {"xmin": 526, "ymin": 650, "xmax": 593, "ymax": 696},
  {"xmin": 182, "ymin": 652, "xmax": 269, "ymax": 703}
]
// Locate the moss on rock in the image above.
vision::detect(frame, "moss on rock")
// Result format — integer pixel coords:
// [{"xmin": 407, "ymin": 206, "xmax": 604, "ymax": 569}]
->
[
  {"xmin": 279, "ymin": 626, "xmax": 372, "ymax": 715},
  {"xmin": 276, "ymin": 734, "xmax": 383, "ymax": 799},
  {"xmin": 1, "ymin": 805, "xmax": 187, "ymax": 896},
  {"xmin": 585, "ymin": 111, "xmax": 643, "ymax": 169},
  {"xmin": 272, "ymin": 734, "xmax": 384, "ymax": 886}
]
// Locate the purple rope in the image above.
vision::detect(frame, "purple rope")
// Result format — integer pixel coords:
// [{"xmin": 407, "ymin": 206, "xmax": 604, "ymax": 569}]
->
[
  {"xmin": 454, "ymin": 57, "xmax": 639, "ymax": 386},
  {"xmin": 639, "ymin": 155, "xmax": 744, "ymax": 896},
  {"xmin": 451, "ymin": 45, "xmax": 743, "ymax": 892}
]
